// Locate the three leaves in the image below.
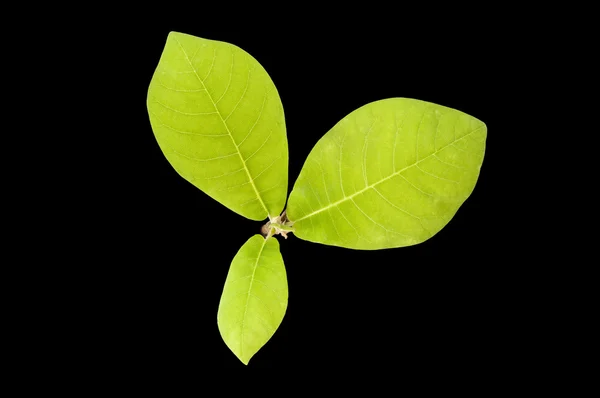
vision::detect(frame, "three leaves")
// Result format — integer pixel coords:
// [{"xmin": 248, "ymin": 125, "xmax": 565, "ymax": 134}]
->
[{"xmin": 147, "ymin": 31, "xmax": 487, "ymax": 364}]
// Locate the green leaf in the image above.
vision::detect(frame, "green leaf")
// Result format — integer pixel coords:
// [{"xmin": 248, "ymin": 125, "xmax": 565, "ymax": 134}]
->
[
  {"xmin": 217, "ymin": 235, "xmax": 288, "ymax": 365},
  {"xmin": 147, "ymin": 32, "xmax": 288, "ymax": 221},
  {"xmin": 286, "ymin": 98, "xmax": 486, "ymax": 250}
]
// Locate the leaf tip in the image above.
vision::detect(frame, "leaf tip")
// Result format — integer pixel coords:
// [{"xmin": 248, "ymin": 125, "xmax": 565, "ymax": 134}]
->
[
  {"xmin": 167, "ymin": 30, "xmax": 184, "ymax": 39},
  {"xmin": 166, "ymin": 31, "xmax": 193, "ymax": 45},
  {"xmin": 240, "ymin": 355, "xmax": 251, "ymax": 366},
  {"xmin": 227, "ymin": 343, "xmax": 253, "ymax": 365}
]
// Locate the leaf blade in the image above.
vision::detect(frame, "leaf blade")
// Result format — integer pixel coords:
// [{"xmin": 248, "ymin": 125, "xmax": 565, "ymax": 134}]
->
[
  {"xmin": 287, "ymin": 98, "xmax": 486, "ymax": 249},
  {"xmin": 217, "ymin": 235, "xmax": 288, "ymax": 365},
  {"xmin": 147, "ymin": 32, "xmax": 288, "ymax": 220}
]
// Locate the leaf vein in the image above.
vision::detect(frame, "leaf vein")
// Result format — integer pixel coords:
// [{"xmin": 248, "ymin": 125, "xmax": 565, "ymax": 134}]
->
[
  {"xmin": 244, "ymin": 129, "xmax": 273, "ymax": 162},
  {"xmin": 362, "ymin": 119, "xmax": 376, "ymax": 187},
  {"xmin": 237, "ymin": 92, "xmax": 268, "ymax": 148},
  {"xmin": 335, "ymin": 205, "xmax": 368, "ymax": 244},
  {"xmin": 350, "ymin": 198, "xmax": 412, "ymax": 239},
  {"xmin": 372, "ymin": 187, "xmax": 420, "ymax": 221},
  {"xmin": 149, "ymin": 111, "xmax": 229, "ymax": 137},
  {"xmin": 156, "ymin": 78, "xmax": 206, "ymax": 93},
  {"xmin": 214, "ymin": 49, "xmax": 234, "ymax": 104},
  {"xmin": 416, "ymin": 164, "xmax": 459, "ymax": 183},
  {"xmin": 202, "ymin": 47, "xmax": 217, "ymax": 81},
  {"xmin": 253, "ymin": 278, "xmax": 286, "ymax": 305},
  {"xmin": 167, "ymin": 146, "xmax": 238, "ymax": 162},
  {"xmin": 224, "ymin": 55, "xmax": 252, "ymax": 122},
  {"xmin": 151, "ymin": 99, "xmax": 217, "ymax": 116},
  {"xmin": 339, "ymin": 129, "xmax": 346, "ymax": 197},
  {"xmin": 433, "ymin": 154, "xmax": 466, "ymax": 170}
]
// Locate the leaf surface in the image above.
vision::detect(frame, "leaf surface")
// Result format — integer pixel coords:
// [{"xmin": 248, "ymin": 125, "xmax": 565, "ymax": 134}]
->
[
  {"xmin": 147, "ymin": 32, "xmax": 288, "ymax": 220},
  {"xmin": 287, "ymin": 98, "xmax": 486, "ymax": 249},
  {"xmin": 217, "ymin": 235, "xmax": 288, "ymax": 365}
]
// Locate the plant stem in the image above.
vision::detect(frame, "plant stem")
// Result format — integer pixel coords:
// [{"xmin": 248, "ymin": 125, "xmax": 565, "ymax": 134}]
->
[{"xmin": 269, "ymin": 222, "xmax": 294, "ymax": 232}]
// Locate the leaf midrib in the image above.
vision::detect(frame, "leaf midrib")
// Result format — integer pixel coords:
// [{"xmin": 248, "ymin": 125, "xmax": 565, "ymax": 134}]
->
[
  {"xmin": 240, "ymin": 237, "xmax": 267, "ymax": 361},
  {"xmin": 173, "ymin": 37, "xmax": 270, "ymax": 218},
  {"xmin": 292, "ymin": 125, "xmax": 484, "ymax": 223}
]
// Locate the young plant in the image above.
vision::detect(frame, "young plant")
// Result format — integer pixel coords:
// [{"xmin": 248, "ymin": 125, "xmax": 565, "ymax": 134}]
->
[{"xmin": 147, "ymin": 31, "xmax": 487, "ymax": 365}]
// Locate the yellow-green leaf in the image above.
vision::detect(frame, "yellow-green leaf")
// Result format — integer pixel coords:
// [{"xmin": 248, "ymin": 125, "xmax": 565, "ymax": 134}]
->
[
  {"xmin": 217, "ymin": 235, "xmax": 288, "ymax": 365},
  {"xmin": 287, "ymin": 98, "xmax": 486, "ymax": 249},
  {"xmin": 147, "ymin": 32, "xmax": 288, "ymax": 221}
]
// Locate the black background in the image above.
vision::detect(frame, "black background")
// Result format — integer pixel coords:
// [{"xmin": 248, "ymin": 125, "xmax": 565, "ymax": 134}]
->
[{"xmin": 97, "ymin": 17, "xmax": 514, "ymax": 374}]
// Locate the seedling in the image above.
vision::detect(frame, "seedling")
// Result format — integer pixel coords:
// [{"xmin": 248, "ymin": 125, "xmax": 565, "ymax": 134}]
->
[{"xmin": 147, "ymin": 31, "xmax": 487, "ymax": 364}]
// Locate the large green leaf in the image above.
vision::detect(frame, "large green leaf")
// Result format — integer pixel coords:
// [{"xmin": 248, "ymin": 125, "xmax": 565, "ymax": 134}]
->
[
  {"xmin": 286, "ymin": 98, "xmax": 486, "ymax": 250},
  {"xmin": 147, "ymin": 32, "xmax": 288, "ymax": 221},
  {"xmin": 217, "ymin": 235, "xmax": 288, "ymax": 365}
]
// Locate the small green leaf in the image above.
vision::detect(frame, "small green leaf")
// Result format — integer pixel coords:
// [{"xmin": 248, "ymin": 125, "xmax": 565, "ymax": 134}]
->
[
  {"xmin": 217, "ymin": 235, "xmax": 288, "ymax": 365},
  {"xmin": 287, "ymin": 98, "xmax": 486, "ymax": 250},
  {"xmin": 147, "ymin": 32, "xmax": 288, "ymax": 221}
]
